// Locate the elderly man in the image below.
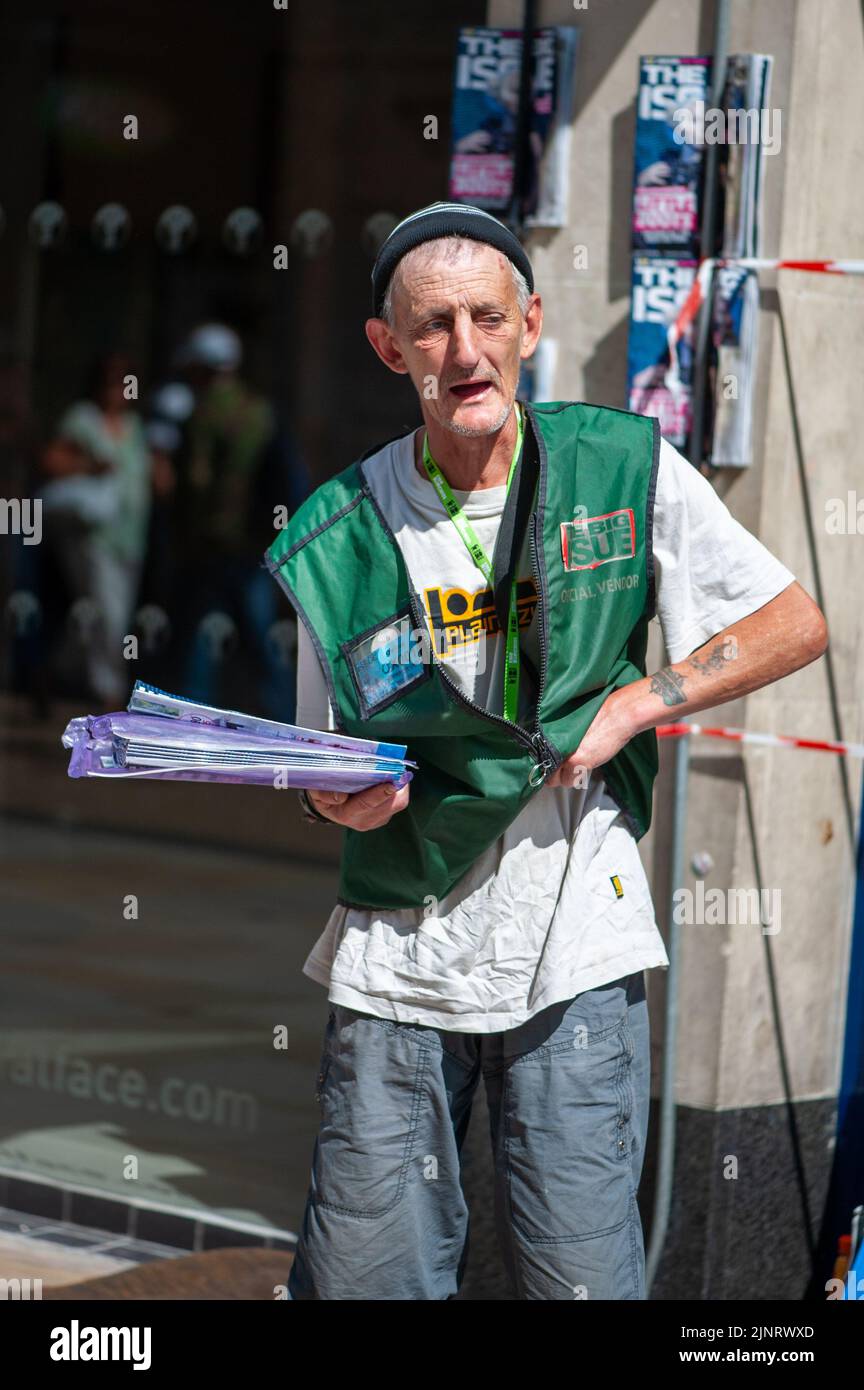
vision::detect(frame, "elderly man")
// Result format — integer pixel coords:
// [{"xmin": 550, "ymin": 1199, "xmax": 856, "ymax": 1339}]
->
[{"xmin": 265, "ymin": 201, "xmax": 827, "ymax": 1301}]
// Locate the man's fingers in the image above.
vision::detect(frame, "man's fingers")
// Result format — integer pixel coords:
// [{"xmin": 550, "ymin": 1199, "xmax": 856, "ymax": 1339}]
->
[
  {"xmin": 560, "ymin": 762, "xmax": 589, "ymax": 788},
  {"xmin": 306, "ymin": 780, "xmax": 410, "ymax": 830},
  {"xmin": 305, "ymin": 789, "xmax": 349, "ymax": 822},
  {"xmin": 344, "ymin": 780, "xmax": 410, "ymax": 829},
  {"xmin": 352, "ymin": 782, "xmax": 410, "ymax": 829},
  {"xmin": 353, "ymin": 779, "xmax": 399, "ymax": 812},
  {"xmin": 543, "ymin": 755, "xmax": 590, "ymax": 790},
  {"xmin": 312, "ymin": 789, "xmax": 348, "ymax": 805}
]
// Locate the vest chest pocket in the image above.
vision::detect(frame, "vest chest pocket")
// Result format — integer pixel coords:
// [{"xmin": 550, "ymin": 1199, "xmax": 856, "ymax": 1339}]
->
[{"xmin": 340, "ymin": 605, "xmax": 432, "ymax": 720}]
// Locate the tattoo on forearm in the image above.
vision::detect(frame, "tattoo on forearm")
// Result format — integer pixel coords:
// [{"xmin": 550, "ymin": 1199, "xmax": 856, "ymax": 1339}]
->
[
  {"xmin": 649, "ymin": 667, "xmax": 687, "ymax": 706},
  {"xmin": 648, "ymin": 637, "xmax": 738, "ymax": 711},
  {"xmin": 688, "ymin": 636, "xmax": 738, "ymax": 676}
]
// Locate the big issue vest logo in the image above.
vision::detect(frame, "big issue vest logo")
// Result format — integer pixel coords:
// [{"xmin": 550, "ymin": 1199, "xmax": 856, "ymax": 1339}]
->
[{"xmin": 265, "ymin": 400, "xmax": 661, "ymax": 910}]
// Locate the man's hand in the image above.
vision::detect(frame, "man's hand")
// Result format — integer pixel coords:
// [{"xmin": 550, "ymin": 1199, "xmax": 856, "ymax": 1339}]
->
[
  {"xmin": 307, "ymin": 779, "xmax": 410, "ymax": 830},
  {"xmin": 545, "ymin": 693, "xmax": 633, "ymax": 788},
  {"xmin": 546, "ymin": 581, "xmax": 828, "ymax": 790}
]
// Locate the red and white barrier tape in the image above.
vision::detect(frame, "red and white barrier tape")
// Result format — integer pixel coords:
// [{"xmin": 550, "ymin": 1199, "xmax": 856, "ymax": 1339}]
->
[
  {"xmin": 670, "ymin": 256, "xmax": 864, "ymax": 348},
  {"xmin": 661, "ymin": 255, "xmax": 864, "ymax": 407},
  {"xmin": 656, "ymin": 722, "xmax": 864, "ymax": 759},
  {"xmin": 735, "ymin": 259, "xmax": 864, "ymax": 276}
]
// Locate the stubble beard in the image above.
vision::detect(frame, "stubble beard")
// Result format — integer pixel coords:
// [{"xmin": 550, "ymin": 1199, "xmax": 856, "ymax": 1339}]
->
[{"xmin": 444, "ymin": 394, "xmax": 513, "ymax": 438}]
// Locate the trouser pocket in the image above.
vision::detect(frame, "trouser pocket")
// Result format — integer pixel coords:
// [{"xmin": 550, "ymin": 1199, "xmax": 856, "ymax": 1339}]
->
[
  {"xmin": 311, "ymin": 1008, "xmax": 432, "ymax": 1219},
  {"xmin": 503, "ymin": 984, "xmax": 639, "ymax": 1244}
]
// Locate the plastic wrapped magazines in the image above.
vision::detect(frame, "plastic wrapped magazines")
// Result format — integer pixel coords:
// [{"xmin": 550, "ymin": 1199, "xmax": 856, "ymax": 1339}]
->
[
  {"xmin": 717, "ymin": 54, "xmax": 774, "ymax": 261},
  {"xmin": 708, "ymin": 265, "xmax": 760, "ymax": 468},
  {"xmin": 627, "ymin": 256, "xmax": 698, "ymax": 451},
  {"xmin": 632, "ymin": 55, "xmax": 711, "ymax": 257},
  {"xmin": 61, "ymin": 681, "xmax": 414, "ymax": 792},
  {"xmin": 447, "ymin": 24, "xmax": 580, "ymax": 227},
  {"xmin": 706, "ymin": 54, "xmax": 773, "ymax": 469}
]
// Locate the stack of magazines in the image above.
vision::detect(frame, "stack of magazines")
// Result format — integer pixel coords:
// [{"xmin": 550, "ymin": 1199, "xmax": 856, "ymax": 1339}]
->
[
  {"xmin": 627, "ymin": 51, "xmax": 773, "ymax": 467},
  {"xmin": 708, "ymin": 53, "xmax": 774, "ymax": 468},
  {"xmin": 61, "ymin": 681, "xmax": 415, "ymax": 792},
  {"xmin": 708, "ymin": 262, "xmax": 760, "ymax": 467},
  {"xmin": 717, "ymin": 53, "xmax": 774, "ymax": 260}
]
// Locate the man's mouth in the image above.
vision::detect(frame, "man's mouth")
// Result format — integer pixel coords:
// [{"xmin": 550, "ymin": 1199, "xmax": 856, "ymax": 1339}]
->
[{"xmin": 449, "ymin": 380, "xmax": 493, "ymax": 400}]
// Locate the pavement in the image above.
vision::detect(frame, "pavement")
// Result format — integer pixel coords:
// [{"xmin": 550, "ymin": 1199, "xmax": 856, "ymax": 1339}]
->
[{"xmin": 0, "ymin": 1205, "xmax": 184, "ymax": 1293}]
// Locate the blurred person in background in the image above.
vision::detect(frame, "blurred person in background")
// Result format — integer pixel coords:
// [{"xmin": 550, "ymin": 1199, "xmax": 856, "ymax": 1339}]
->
[
  {"xmin": 133, "ymin": 380, "xmax": 196, "ymax": 679},
  {"xmin": 40, "ymin": 350, "xmax": 154, "ymax": 709},
  {"xmin": 173, "ymin": 322, "xmax": 292, "ymax": 715}
]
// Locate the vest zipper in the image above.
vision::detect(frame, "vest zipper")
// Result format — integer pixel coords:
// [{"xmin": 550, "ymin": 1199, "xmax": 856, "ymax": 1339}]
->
[
  {"xmin": 404, "ymin": 515, "xmax": 560, "ymax": 788},
  {"xmin": 359, "ymin": 426, "xmax": 561, "ymax": 788},
  {"xmin": 526, "ymin": 506, "xmax": 560, "ymax": 786}
]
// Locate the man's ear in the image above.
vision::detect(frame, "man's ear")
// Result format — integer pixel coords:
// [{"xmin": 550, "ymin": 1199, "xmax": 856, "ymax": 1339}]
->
[
  {"xmin": 365, "ymin": 318, "xmax": 410, "ymax": 376},
  {"xmin": 519, "ymin": 293, "xmax": 543, "ymax": 361}
]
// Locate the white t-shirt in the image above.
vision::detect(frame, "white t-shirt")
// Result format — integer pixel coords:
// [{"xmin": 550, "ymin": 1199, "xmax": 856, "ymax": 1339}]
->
[{"xmin": 294, "ymin": 420, "xmax": 796, "ymax": 1033}]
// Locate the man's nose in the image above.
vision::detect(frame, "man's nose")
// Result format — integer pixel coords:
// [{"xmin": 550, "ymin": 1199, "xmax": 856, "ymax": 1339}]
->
[{"xmin": 448, "ymin": 311, "xmax": 482, "ymax": 366}]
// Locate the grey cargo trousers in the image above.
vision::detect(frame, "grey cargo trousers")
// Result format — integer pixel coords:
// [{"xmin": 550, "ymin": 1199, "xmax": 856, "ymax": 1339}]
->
[{"xmin": 287, "ymin": 969, "xmax": 650, "ymax": 1300}]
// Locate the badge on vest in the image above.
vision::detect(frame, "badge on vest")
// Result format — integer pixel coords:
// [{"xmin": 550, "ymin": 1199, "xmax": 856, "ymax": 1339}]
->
[
  {"xmin": 560, "ymin": 508, "xmax": 636, "ymax": 571},
  {"xmin": 342, "ymin": 608, "xmax": 431, "ymax": 717}
]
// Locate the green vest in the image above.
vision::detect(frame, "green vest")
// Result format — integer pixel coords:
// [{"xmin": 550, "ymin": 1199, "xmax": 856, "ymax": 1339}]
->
[{"xmin": 264, "ymin": 400, "xmax": 660, "ymax": 910}]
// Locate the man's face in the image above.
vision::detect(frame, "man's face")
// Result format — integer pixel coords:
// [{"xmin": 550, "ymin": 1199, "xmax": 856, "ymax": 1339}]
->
[{"xmin": 365, "ymin": 242, "xmax": 542, "ymax": 438}]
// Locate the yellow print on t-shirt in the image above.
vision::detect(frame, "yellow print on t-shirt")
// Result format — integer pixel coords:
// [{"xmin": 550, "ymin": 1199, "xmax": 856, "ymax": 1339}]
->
[{"xmin": 422, "ymin": 576, "xmax": 537, "ymax": 653}]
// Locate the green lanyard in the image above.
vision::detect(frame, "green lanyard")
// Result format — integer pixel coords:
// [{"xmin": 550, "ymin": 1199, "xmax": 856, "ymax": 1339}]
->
[{"xmin": 422, "ymin": 403, "xmax": 524, "ymax": 722}]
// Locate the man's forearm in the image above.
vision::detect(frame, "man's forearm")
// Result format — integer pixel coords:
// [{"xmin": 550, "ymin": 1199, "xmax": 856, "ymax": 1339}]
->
[{"xmin": 622, "ymin": 581, "xmax": 828, "ymax": 737}]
